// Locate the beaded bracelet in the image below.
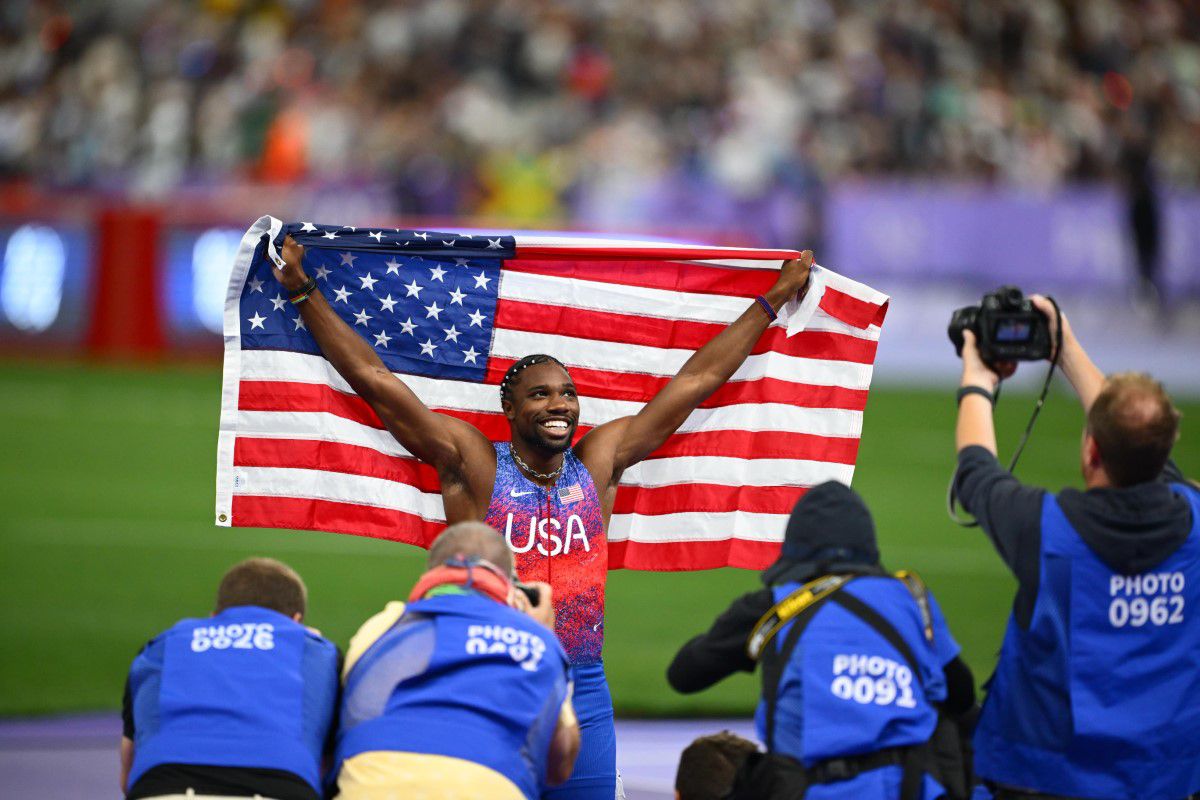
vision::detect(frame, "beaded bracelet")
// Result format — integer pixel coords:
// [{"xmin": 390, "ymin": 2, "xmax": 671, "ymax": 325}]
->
[{"xmin": 289, "ymin": 277, "xmax": 318, "ymax": 305}]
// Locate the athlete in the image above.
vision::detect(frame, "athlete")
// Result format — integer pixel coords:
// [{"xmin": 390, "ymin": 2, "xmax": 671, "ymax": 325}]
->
[{"xmin": 273, "ymin": 235, "xmax": 812, "ymax": 799}]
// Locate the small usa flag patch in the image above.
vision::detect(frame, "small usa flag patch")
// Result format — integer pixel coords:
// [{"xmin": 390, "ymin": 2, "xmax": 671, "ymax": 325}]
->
[{"xmin": 558, "ymin": 484, "xmax": 584, "ymax": 505}]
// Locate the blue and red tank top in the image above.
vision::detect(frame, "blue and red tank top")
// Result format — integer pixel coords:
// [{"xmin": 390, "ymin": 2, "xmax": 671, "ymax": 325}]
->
[{"xmin": 484, "ymin": 442, "xmax": 606, "ymax": 664}]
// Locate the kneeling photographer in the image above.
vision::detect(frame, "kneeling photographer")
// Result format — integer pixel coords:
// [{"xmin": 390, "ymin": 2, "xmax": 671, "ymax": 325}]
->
[
  {"xmin": 951, "ymin": 289, "xmax": 1200, "ymax": 800},
  {"xmin": 667, "ymin": 482, "xmax": 977, "ymax": 800}
]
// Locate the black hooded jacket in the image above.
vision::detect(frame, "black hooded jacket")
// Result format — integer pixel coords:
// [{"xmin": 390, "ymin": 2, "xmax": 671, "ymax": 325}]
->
[
  {"xmin": 954, "ymin": 445, "xmax": 1194, "ymax": 628},
  {"xmin": 667, "ymin": 482, "xmax": 975, "ymax": 715}
]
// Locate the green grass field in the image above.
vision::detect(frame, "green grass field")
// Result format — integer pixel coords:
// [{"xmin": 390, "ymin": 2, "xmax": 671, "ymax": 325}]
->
[{"xmin": 1, "ymin": 360, "xmax": 1196, "ymax": 717}]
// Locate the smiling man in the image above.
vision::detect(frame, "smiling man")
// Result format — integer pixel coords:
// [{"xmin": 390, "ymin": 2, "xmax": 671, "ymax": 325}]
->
[{"xmin": 273, "ymin": 235, "xmax": 811, "ymax": 799}]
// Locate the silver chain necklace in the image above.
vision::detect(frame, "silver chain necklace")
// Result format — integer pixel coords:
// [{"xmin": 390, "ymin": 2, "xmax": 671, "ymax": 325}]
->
[{"xmin": 511, "ymin": 448, "xmax": 564, "ymax": 482}]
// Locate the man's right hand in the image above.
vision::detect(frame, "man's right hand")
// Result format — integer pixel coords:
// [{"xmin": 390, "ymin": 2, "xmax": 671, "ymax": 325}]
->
[{"xmin": 272, "ymin": 235, "xmax": 309, "ymax": 293}]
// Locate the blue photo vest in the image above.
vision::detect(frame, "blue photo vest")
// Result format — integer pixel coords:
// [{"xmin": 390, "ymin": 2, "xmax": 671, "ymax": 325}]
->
[
  {"xmin": 975, "ymin": 483, "xmax": 1200, "ymax": 799},
  {"xmin": 757, "ymin": 576, "xmax": 957, "ymax": 799},
  {"xmin": 335, "ymin": 592, "xmax": 571, "ymax": 800},
  {"xmin": 126, "ymin": 606, "xmax": 339, "ymax": 793}
]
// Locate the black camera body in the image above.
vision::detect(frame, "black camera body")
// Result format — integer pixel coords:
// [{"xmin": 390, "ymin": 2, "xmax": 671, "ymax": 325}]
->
[{"xmin": 948, "ymin": 286, "xmax": 1051, "ymax": 365}]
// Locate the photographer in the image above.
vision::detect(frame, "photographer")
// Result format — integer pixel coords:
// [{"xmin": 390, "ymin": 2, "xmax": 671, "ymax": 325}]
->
[
  {"xmin": 329, "ymin": 522, "xmax": 579, "ymax": 800},
  {"xmin": 667, "ymin": 482, "xmax": 976, "ymax": 800},
  {"xmin": 954, "ymin": 296, "xmax": 1200, "ymax": 800}
]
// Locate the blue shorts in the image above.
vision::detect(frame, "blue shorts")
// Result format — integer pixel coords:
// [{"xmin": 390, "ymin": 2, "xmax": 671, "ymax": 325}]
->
[{"xmin": 542, "ymin": 661, "xmax": 618, "ymax": 800}]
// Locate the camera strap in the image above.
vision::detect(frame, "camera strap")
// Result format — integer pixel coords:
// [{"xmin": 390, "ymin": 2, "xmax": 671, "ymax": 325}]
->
[{"xmin": 947, "ymin": 296, "xmax": 1063, "ymax": 527}]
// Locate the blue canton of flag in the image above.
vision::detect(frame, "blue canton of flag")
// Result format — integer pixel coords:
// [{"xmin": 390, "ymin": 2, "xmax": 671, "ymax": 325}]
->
[{"xmin": 239, "ymin": 222, "xmax": 515, "ymax": 381}]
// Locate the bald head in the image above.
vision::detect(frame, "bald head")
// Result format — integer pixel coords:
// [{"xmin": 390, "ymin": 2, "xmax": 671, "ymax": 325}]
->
[
  {"xmin": 428, "ymin": 522, "xmax": 514, "ymax": 575},
  {"xmin": 1087, "ymin": 372, "xmax": 1181, "ymax": 487}
]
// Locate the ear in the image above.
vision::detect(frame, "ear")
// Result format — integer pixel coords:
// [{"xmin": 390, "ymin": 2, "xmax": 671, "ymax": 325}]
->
[
  {"xmin": 1083, "ymin": 432, "xmax": 1104, "ymax": 470},
  {"xmin": 292, "ymin": 612, "xmax": 303, "ymax": 623},
  {"xmin": 501, "ymin": 397, "xmax": 516, "ymax": 421}
]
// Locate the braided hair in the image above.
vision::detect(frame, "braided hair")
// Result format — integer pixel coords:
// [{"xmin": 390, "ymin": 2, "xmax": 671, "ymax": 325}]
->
[{"xmin": 499, "ymin": 354, "xmax": 570, "ymax": 403}]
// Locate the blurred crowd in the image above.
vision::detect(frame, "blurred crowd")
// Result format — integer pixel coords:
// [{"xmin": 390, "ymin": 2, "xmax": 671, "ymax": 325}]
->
[{"xmin": 1, "ymin": 0, "xmax": 1197, "ymax": 228}]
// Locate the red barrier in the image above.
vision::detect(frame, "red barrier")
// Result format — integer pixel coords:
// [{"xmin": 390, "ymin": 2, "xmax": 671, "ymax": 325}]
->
[{"xmin": 86, "ymin": 207, "xmax": 165, "ymax": 359}]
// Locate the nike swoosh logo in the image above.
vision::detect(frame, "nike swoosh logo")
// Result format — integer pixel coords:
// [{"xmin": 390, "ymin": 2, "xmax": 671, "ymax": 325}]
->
[{"xmin": 510, "ymin": 489, "xmax": 534, "ymax": 498}]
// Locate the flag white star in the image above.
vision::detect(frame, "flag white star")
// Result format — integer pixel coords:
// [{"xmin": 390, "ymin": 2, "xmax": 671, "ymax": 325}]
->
[
  {"xmin": 339, "ymin": 252, "xmax": 358, "ymax": 267},
  {"xmin": 369, "ymin": 231, "xmax": 384, "ymax": 242},
  {"xmin": 314, "ymin": 265, "xmax": 332, "ymax": 281},
  {"xmin": 455, "ymin": 258, "xmax": 470, "ymax": 266},
  {"xmin": 323, "ymin": 231, "xmax": 338, "ymax": 240},
  {"xmin": 293, "ymin": 315, "xmax": 306, "ymax": 330},
  {"xmin": 379, "ymin": 294, "xmax": 398, "ymax": 312},
  {"xmin": 333, "ymin": 285, "xmax": 351, "ymax": 303},
  {"xmin": 359, "ymin": 273, "xmax": 378, "ymax": 291},
  {"xmin": 419, "ymin": 338, "xmax": 437, "ymax": 356},
  {"xmin": 299, "ymin": 222, "xmax": 317, "ymax": 232},
  {"xmin": 374, "ymin": 330, "xmax": 391, "ymax": 348},
  {"xmin": 441, "ymin": 239, "xmax": 456, "ymax": 247},
  {"xmin": 249, "ymin": 277, "xmax": 264, "ymax": 293},
  {"xmin": 424, "ymin": 301, "xmax": 443, "ymax": 319},
  {"xmin": 462, "ymin": 346, "xmax": 479, "ymax": 364},
  {"xmin": 384, "ymin": 258, "xmax": 402, "ymax": 275},
  {"xmin": 448, "ymin": 286, "xmax": 466, "ymax": 305},
  {"xmin": 443, "ymin": 325, "xmax": 460, "ymax": 343},
  {"xmin": 487, "ymin": 238, "xmax": 502, "ymax": 249},
  {"xmin": 342, "ymin": 226, "xmax": 357, "ymax": 231},
  {"xmin": 467, "ymin": 309, "xmax": 486, "ymax": 327},
  {"xmin": 247, "ymin": 312, "xmax": 266, "ymax": 330},
  {"xmin": 472, "ymin": 271, "xmax": 491, "ymax": 290},
  {"xmin": 270, "ymin": 294, "xmax": 287, "ymax": 311},
  {"xmin": 429, "ymin": 265, "xmax": 447, "ymax": 282},
  {"xmin": 415, "ymin": 231, "xmax": 429, "ymax": 240},
  {"xmin": 399, "ymin": 317, "xmax": 416, "ymax": 335},
  {"xmin": 403, "ymin": 279, "xmax": 423, "ymax": 298},
  {"xmin": 353, "ymin": 308, "xmax": 372, "ymax": 326}
]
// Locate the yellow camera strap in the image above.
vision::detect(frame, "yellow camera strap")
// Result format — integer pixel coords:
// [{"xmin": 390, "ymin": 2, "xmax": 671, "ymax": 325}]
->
[
  {"xmin": 746, "ymin": 573, "xmax": 855, "ymax": 660},
  {"xmin": 894, "ymin": 569, "xmax": 934, "ymax": 643}
]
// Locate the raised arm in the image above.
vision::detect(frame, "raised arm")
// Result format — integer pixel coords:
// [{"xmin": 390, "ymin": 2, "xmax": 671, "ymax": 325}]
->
[
  {"xmin": 578, "ymin": 253, "xmax": 812, "ymax": 481},
  {"xmin": 272, "ymin": 237, "xmax": 492, "ymax": 481},
  {"xmin": 1030, "ymin": 295, "xmax": 1104, "ymax": 412}
]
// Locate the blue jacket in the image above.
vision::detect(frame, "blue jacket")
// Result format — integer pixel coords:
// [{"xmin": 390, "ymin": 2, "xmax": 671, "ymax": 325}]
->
[
  {"xmin": 335, "ymin": 592, "xmax": 571, "ymax": 800},
  {"xmin": 975, "ymin": 483, "xmax": 1200, "ymax": 799},
  {"xmin": 126, "ymin": 606, "xmax": 339, "ymax": 793}
]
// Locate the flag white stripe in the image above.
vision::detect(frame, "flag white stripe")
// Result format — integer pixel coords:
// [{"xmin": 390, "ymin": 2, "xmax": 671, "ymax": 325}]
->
[
  {"xmin": 233, "ymin": 467, "xmax": 447, "ymax": 520},
  {"xmin": 608, "ymin": 511, "xmax": 792, "ymax": 543},
  {"xmin": 234, "ymin": 411, "xmax": 858, "ymax": 484},
  {"xmin": 491, "ymin": 329, "xmax": 874, "ymax": 388}
]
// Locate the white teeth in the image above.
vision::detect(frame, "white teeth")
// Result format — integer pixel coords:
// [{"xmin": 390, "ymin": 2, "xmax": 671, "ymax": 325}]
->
[{"xmin": 542, "ymin": 421, "xmax": 568, "ymax": 430}]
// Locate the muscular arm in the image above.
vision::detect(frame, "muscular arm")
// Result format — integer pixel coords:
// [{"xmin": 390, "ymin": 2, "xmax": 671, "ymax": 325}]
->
[
  {"xmin": 273, "ymin": 238, "xmax": 494, "ymax": 501},
  {"xmin": 579, "ymin": 254, "xmax": 812, "ymax": 484}
]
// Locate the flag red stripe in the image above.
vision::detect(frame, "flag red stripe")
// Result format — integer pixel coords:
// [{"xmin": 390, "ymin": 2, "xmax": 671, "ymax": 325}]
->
[
  {"xmin": 234, "ymin": 437, "xmax": 442, "ymax": 491},
  {"xmin": 514, "ymin": 245, "xmax": 802, "ymax": 262},
  {"xmin": 504, "ymin": 258, "xmax": 779, "ymax": 298},
  {"xmin": 820, "ymin": 287, "xmax": 889, "ymax": 329},
  {"xmin": 482, "ymin": 361, "xmax": 869, "ymax": 410},
  {"xmin": 232, "ymin": 495, "xmax": 444, "ymax": 546},
  {"xmin": 236, "ymin": 383, "xmax": 861, "ymax": 462},
  {"xmin": 609, "ymin": 538, "xmax": 780, "ymax": 571},
  {"xmin": 611, "ymin": 483, "xmax": 807, "ymax": 516},
  {"xmin": 493, "ymin": 298, "xmax": 879, "ymax": 364}
]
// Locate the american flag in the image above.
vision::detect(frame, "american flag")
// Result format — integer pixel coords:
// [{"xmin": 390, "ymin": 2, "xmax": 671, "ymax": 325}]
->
[{"xmin": 216, "ymin": 216, "xmax": 888, "ymax": 570}]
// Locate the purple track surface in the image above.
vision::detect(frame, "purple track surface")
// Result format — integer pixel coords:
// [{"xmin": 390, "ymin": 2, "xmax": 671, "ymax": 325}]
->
[{"xmin": 0, "ymin": 715, "xmax": 758, "ymax": 799}]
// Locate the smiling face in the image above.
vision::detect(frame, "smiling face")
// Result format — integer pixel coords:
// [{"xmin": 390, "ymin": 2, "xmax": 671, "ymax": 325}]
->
[{"xmin": 501, "ymin": 360, "xmax": 580, "ymax": 455}]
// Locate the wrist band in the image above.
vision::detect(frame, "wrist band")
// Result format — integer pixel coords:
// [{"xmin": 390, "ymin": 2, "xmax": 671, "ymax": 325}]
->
[
  {"xmin": 288, "ymin": 277, "xmax": 318, "ymax": 305},
  {"xmin": 755, "ymin": 295, "xmax": 778, "ymax": 322},
  {"xmin": 956, "ymin": 385, "xmax": 994, "ymax": 406}
]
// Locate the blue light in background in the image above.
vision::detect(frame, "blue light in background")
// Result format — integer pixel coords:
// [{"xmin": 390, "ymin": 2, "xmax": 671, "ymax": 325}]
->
[
  {"xmin": 165, "ymin": 226, "xmax": 243, "ymax": 338},
  {"xmin": 1, "ymin": 225, "xmax": 67, "ymax": 332}
]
